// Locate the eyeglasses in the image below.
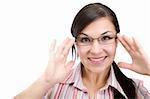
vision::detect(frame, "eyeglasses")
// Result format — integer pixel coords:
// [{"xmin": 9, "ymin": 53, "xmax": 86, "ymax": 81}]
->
[{"xmin": 75, "ymin": 33, "xmax": 117, "ymax": 46}]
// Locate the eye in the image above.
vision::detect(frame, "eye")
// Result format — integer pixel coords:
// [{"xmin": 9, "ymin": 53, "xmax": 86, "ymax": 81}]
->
[
  {"xmin": 101, "ymin": 35, "xmax": 113, "ymax": 41},
  {"xmin": 79, "ymin": 37, "xmax": 91, "ymax": 43}
]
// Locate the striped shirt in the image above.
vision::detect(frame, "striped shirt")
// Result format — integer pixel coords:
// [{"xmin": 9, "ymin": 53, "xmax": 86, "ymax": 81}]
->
[{"xmin": 45, "ymin": 64, "xmax": 150, "ymax": 99}]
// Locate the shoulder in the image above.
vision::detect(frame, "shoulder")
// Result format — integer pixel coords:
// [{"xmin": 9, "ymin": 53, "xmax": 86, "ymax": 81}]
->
[{"xmin": 132, "ymin": 79, "xmax": 150, "ymax": 99}]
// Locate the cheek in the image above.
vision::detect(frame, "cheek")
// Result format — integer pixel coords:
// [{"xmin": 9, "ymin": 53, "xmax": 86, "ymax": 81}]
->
[
  {"xmin": 105, "ymin": 44, "xmax": 117, "ymax": 56},
  {"xmin": 77, "ymin": 46, "xmax": 88, "ymax": 58}
]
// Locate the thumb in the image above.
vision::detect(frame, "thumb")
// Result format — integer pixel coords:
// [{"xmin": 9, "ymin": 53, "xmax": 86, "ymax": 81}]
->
[
  {"xmin": 65, "ymin": 60, "xmax": 75, "ymax": 74},
  {"xmin": 117, "ymin": 62, "xmax": 132, "ymax": 70}
]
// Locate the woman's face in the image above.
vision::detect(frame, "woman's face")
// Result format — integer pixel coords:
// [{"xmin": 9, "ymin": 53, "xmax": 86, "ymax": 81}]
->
[{"xmin": 76, "ymin": 17, "xmax": 117, "ymax": 73}]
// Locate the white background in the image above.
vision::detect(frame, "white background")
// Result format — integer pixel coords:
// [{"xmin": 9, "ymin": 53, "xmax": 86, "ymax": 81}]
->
[{"xmin": 0, "ymin": 0, "xmax": 150, "ymax": 99}]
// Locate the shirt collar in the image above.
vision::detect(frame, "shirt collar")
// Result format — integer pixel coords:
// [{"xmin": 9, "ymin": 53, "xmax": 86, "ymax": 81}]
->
[{"xmin": 60, "ymin": 63, "xmax": 127, "ymax": 98}]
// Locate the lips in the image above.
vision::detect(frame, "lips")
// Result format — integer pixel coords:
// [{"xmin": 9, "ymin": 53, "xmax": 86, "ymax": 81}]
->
[{"xmin": 88, "ymin": 56, "xmax": 107, "ymax": 64}]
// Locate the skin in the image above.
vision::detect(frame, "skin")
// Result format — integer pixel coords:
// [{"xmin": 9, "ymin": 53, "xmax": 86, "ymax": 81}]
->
[{"xmin": 76, "ymin": 17, "xmax": 117, "ymax": 98}]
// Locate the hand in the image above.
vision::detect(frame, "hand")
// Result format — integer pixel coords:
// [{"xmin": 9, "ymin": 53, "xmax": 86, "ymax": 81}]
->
[
  {"xmin": 14, "ymin": 38, "xmax": 75, "ymax": 99},
  {"xmin": 43, "ymin": 37, "xmax": 75, "ymax": 85},
  {"xmin": 117, "ymin": 34, "xmax": 150, "ymax": 76}
]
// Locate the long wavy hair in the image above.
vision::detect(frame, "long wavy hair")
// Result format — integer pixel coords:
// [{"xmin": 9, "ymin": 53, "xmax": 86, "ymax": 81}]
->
[{"xmin": 71, "ymin": 3, "xmax": 136, "ymax": 99}]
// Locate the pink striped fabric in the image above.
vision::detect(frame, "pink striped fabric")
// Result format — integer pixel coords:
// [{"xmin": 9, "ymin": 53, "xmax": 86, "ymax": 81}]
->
[{"xmin": 45, "ymin": 64, "xmax": 150, "ymax": 99}]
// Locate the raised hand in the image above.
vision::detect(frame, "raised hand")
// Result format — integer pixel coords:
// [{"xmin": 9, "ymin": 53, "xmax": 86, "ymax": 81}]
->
[
  {"xmin": 117, "ymin": 34, "xmax": 150, "ymax": 76},
  {"xmin": 43, "ymin": 37, "xmax": 75, "ymax": 85},
  {"xmin": 14, "ymin": 38, "xmax": 75, "ymax": 99}
]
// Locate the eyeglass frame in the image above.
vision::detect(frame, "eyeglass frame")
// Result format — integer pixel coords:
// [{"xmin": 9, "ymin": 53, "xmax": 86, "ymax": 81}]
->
[{"xmin": 75, "ymin": 32, "xmax": 118, "ymax": 46}]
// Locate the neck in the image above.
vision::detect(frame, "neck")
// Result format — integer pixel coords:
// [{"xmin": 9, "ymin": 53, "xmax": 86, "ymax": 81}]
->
[{"xmin": 82, "ymin": 65, "xmax": 110, "ymax": 92}]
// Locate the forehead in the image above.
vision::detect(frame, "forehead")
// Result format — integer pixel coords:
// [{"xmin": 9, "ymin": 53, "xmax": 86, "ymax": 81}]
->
[{"xmin": 81, "ymin": 17, "xmax": 116, "ymax": 37}]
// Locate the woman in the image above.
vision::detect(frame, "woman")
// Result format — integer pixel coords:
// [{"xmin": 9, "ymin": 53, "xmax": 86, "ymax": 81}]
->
[{"xmin": 15, "ymin": 3, "xmax": 150, "ymax": 99}]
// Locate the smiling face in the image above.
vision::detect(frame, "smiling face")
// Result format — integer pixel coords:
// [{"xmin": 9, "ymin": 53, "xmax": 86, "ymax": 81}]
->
[{"xmin": 76, "ymin": 17, "xmax": 117, "ymax": 73}]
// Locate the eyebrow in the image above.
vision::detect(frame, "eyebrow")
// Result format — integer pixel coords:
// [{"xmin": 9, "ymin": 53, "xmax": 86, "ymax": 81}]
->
[
  {"xmin": 101, "ymin": 31, "xmax": 111, "ymax": 35},
  {"xmin": 80, "ymin": 31, "xmax": 113, "ymax": 37}
]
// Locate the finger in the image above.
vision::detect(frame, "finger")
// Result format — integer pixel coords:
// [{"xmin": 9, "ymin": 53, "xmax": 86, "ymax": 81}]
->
[
  {"xmin": 63, "ymin": 38, "xmax": 75, "ymax": 57},
  {"xmin": 49, "ymin": 39, "xmax": 56, "ymax": 53},
  {"xmin": 65, "ymin": 60, "xmax": 75, "ymax": 73},
  {"xmin": 56, "ymin": 37, "xmax": 70, "ymax": 55},
  {"xmin": 118, "ymin": 62, "xmax": 131, "ymax": 69},
  {"xmin": 61, "ymin": 39, "xmax": 75, "ymax": 63},
  {"xmin": 61, "ymin": 39, "xmax": 74, "ymax": 62},
  {"xmin": 117, "ymin": 34, "xmax": 131, "ymax": 52},
  {"xmin": 132, "ymin": 37, "xmax": 144, "ymax": 54},
  {"xmin": 118, "ymin": 62, "xmax": 133, "ymax": 70},
  {"xmin": 122, "ymin": 35, "xmax": 136, "ymax": 52}
]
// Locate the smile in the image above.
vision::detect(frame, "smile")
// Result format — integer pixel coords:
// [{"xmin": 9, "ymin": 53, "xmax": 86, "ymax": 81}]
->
[{"xmin": 88, "ymin": 56, "xmax": 107, "ymax": 64}]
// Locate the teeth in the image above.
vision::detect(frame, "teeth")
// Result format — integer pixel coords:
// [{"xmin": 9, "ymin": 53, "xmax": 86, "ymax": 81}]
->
[{"xmin": 89, "ymin": 57, "xmax": 105, "ymax": 62}]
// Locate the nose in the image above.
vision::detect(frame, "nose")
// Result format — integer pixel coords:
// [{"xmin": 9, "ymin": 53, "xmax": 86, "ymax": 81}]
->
[{"xmin": 90, "ymin": 40, "xmax": 103, "ymax": 54}]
